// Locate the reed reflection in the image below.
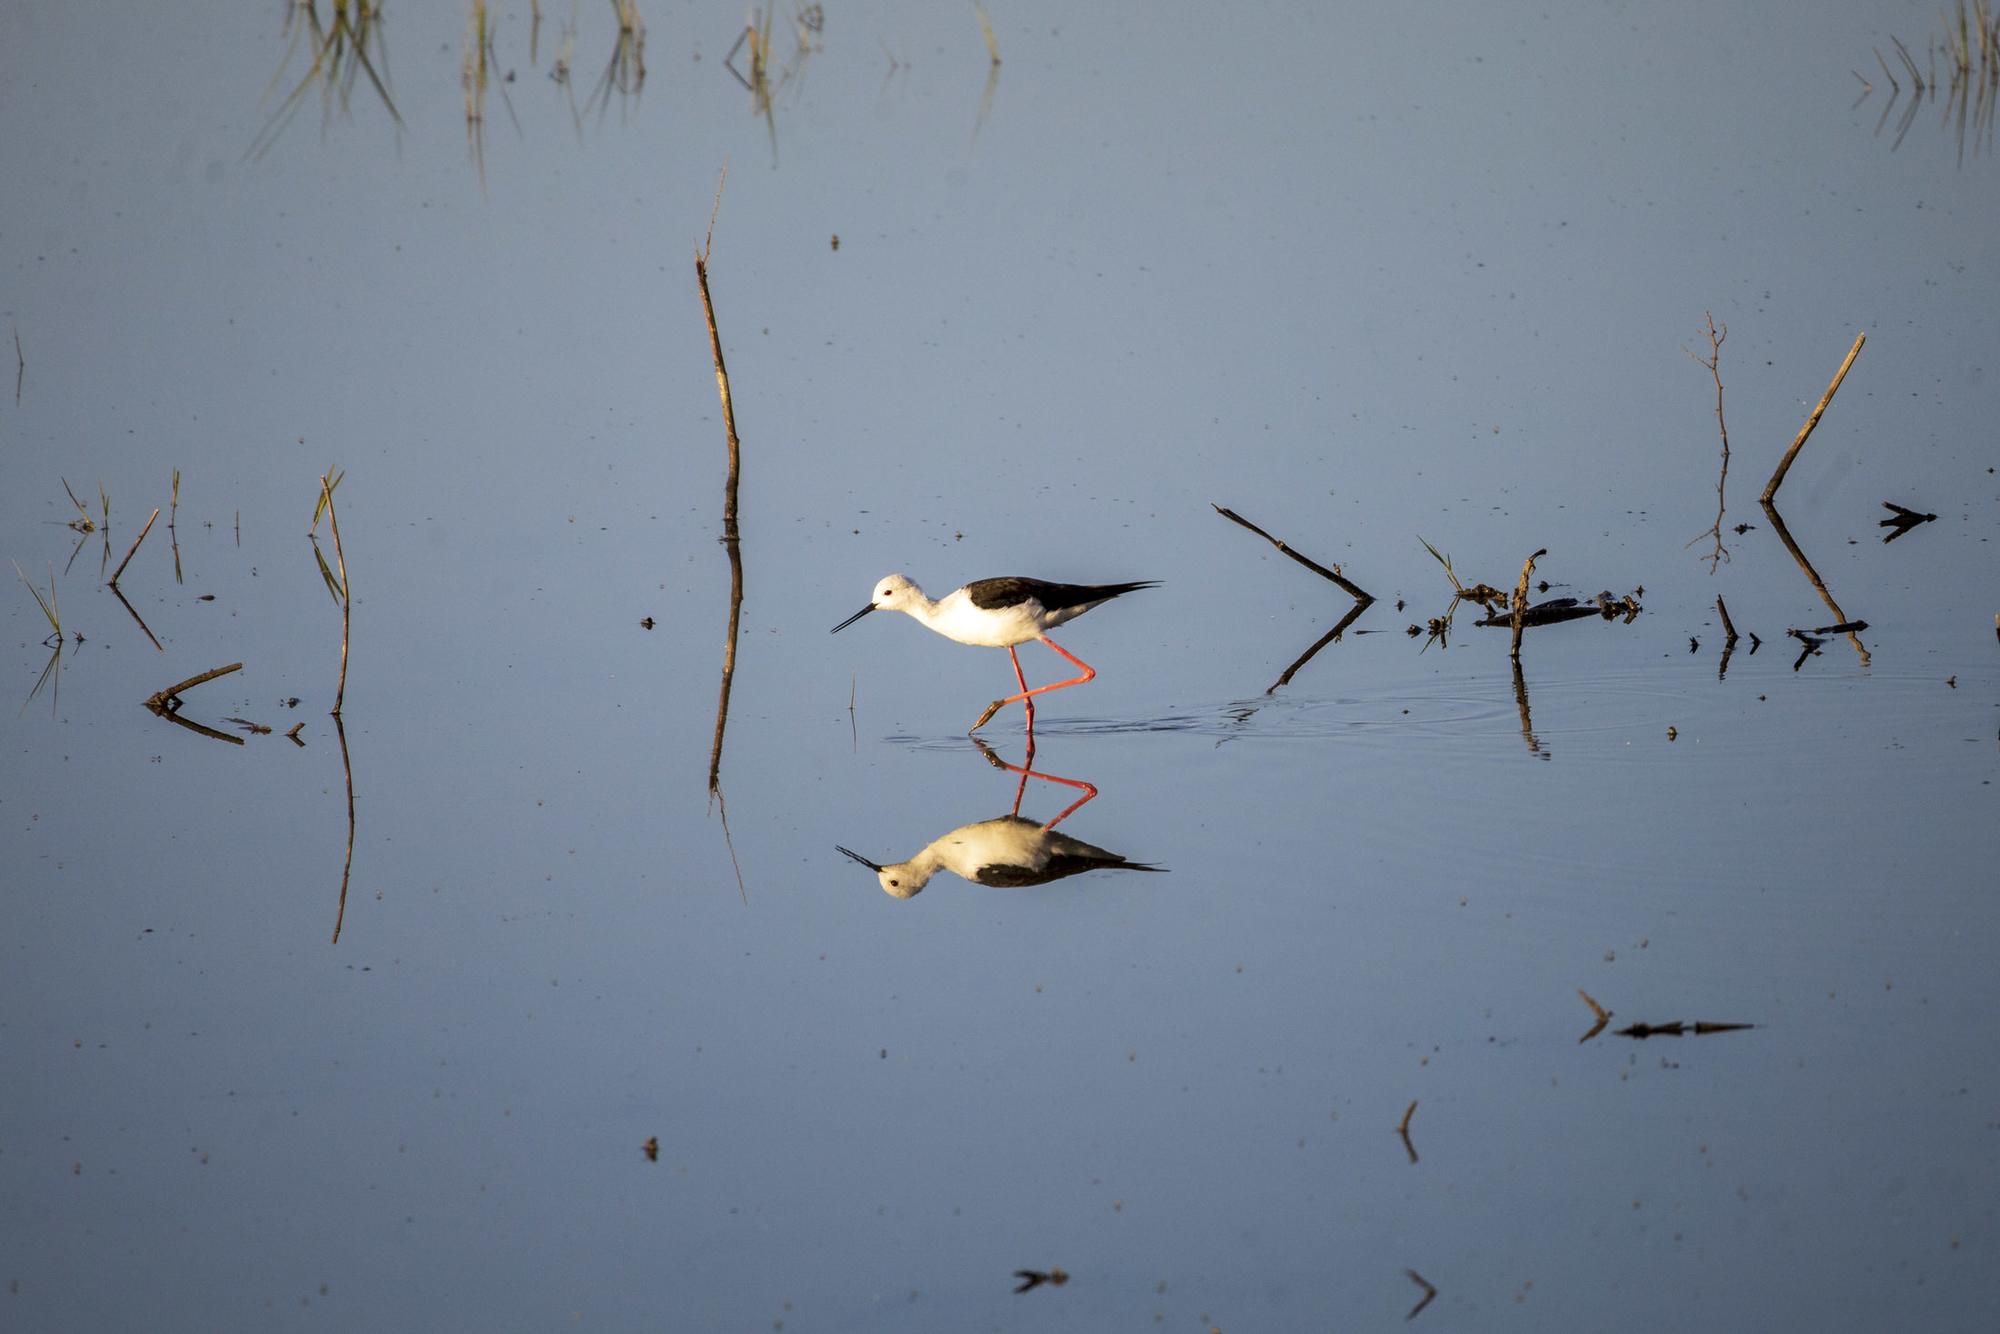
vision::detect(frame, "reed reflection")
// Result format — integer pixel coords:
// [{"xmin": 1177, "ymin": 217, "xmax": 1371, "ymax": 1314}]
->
[
  {"xmin": 249, "ymin": 0, "xmax": 402, "ymax": 162},
  {"xmin": 836, "ymin": 739, "xmax": 1164, "ymax": 899}
]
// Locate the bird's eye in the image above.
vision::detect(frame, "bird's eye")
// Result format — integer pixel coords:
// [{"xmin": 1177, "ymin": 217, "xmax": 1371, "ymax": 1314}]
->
[{"xmin": 888, "ymin": 879, "xmax": 900, "ymax": 887}]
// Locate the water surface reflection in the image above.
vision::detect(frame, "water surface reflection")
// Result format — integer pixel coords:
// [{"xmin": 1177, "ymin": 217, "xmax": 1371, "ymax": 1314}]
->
[{"xmin": 837, "ymin": 739, "xmax": 1164, "ymax": 898}]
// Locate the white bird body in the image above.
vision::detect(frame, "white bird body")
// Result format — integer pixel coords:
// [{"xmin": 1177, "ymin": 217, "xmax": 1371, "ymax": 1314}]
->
[
  {"xmin": 859, "ymin": 574, "xmax": 1138, "ymax": 647},
  {"xmin": 831, "ymin": 572, "xmax": 1157, "ymax": 730}
]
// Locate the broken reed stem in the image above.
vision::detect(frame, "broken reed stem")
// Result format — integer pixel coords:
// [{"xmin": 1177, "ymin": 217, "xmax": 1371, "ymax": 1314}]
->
[
  {"xmin": 1762, "ymin": 331, "xmax": 1866, "ymax": 504},
  {"xmin": 1716, "ymin": 595, "xmax": 1739, "ymax": 644},
  {"xmin": 1397, "ymin": 1100, "xmax": 1418, "ymax": 1134},
  {"xmin": 146, "ymin": 661, "xmax": 243, "ymax": 708},
  {"xmin": 1211, "ymin": 504, "xmax": 1375, "ymax": 603},
  {"xmin": 109, "ymin": 507, "xmax": 161, "ymax": 587},
  {"xmin": 321, "ymin": 474, "xmax": 350, "ymax": 717},
  {"xmin": 1508, "ymin": 548, "xmax": 1546, "ymax": 660},
  {"xmin": 695, "ymin": 168, "xmax": 742, "ymax": 536}
]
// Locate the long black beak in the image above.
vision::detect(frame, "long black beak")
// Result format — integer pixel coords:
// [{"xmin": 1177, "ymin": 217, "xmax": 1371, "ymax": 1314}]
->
[
  {"xmin": 830, "ymin": 604, "xmax": 876, "ymax": 634},
  {"xmin": 835, "ymin": 845, "xmax": 883, "ymax": 871}
]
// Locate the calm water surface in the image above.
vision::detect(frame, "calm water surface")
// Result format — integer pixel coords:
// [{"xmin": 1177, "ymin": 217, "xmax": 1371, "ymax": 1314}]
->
[{"xmin": 3, "ymin": 2, "xmax": 1997, "ymax": 1330}]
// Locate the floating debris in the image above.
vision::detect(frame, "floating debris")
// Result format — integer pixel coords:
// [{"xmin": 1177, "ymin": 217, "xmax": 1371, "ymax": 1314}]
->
[
  {"xmin": 1879, "ymin": 501, "xmax": 1938, "ymax": 543},
  {"xmin": 1405, "ymin": 1268, "xmax": 1438, "ymax": 1321},
  {"xmin": 1577, "ymin": 989, "xmax": 1612, "ymax": 1043},
  {"xmin": 1397, "ymin": 1099, "xmax": 1419, "ymax": 1164},
  {"xmin": 1616, "ymin": 1021, "xmax": 1755, "ymax": 1039}
]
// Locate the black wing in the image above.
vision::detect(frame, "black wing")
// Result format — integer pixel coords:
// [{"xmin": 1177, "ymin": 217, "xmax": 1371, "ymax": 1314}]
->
[{"xmin": 966, "ymin": 577, "xmax": 1159, "ymax": 615}]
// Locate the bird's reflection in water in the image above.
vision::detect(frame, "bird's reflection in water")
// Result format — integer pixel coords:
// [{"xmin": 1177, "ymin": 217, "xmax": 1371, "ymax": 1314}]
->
[{"xmin": 837, "ymin": 738, "xmax": 1165, "ymax": 899}]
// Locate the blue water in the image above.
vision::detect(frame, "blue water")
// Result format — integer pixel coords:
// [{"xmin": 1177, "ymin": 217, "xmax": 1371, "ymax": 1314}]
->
[{"xmin": 4, "ymin": 2, "xmax": 1997, "ymax": 1329}]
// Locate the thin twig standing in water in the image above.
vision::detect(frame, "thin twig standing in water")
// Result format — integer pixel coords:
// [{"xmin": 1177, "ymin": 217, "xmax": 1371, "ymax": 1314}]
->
[
  {"xmin": 697, "ymin": 168, "xmax": 747, "ymax": 816},
  {"xmin": 1212, "ymin": 504, "xmax": 1375, "ymax": 603},
  {"xmin": 320, "ymin": 474, "xmax": 350, "ymax": 716},
  {"xmin": 1684, "ymin": 313, "xmax": 1731, "ymax": 571},
  {"xmin": 108, "ymin": 508, "xmax": 160, "ymax": 588},
  {"xmin": 1211, "ymin": 505, "xmax": 1376, "ymax": 690},
  {"xmin": 169, "ymin": 468, "xmax": 184, "ymax": 585},
  {"xmin": 695, "ymin": 168, "xmax": 741, "ymax": 536},
  {"xmin": 1762, "ymin": 331, "xmax": 1866, "ymax": 504},
  {"xmin": 1508, "ymin": 549, "xmax": 1546, "ymax": 660}
]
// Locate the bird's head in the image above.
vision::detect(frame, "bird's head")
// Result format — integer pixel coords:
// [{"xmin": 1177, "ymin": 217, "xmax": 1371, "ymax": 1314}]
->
[{"xmin": 831, "ymin": 573, "xmax": 920, "ymax": 633}]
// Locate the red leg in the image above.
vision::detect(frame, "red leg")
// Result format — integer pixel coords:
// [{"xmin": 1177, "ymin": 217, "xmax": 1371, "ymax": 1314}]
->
[
  {"xmin": 972, "ymin": 637, "xmax": 1092, "ymax": 732},
  {"xmin": 994, "ymin": 635, "xmax": 1095, "ymax": 707},
  {"xmin": 1008, "ymin": 645, "xmax": 1036, "ymax": 729}
]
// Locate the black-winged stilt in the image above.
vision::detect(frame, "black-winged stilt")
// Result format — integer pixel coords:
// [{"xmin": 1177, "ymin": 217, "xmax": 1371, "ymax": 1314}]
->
[{"xmin": 830, "ymin": 573, "xmax": 1156, "ymax": 731}]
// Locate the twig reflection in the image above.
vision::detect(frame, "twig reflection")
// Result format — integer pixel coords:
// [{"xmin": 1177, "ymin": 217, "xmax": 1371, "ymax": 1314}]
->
[
  {"xmin": 1761, "ymin": 500, "xmax": 1869, "ymax": 666},
  {"xmin": 330, "ymin": 712, "xmax": 357, "ymax": 943},
  {"xmin": 1510, "ymin": 657, "xmax": 1546, "ymax": 759},
  {"xmin": 143, "ymin": 663, "xmax": 245, "ymax": 742}
]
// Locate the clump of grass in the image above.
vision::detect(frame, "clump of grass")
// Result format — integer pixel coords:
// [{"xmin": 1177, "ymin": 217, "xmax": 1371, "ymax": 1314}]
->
[
  {"xmin": 60, "ymin": 478, "xmax": 95, "ymax": 533},
  {"xmin": 311, "ymin": 466, "xmax": 345, "ymax": 536},
  {"xmin": 312, "ymin": 470, "xmax": 352, "ymax": 717},
  {"xmin": 14, "ymin": 561, "xmax": 61, "ymax": 645}
]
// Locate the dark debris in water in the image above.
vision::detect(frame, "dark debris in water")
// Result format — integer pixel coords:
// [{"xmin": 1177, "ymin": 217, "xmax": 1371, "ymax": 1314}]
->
[
  {"xmin": 1879, "ymin": 501, "xmax": 1938, "ymax": 543},
  {"xmin": 1013, "ymin": 1267, "xmax": 1068, "ymax": 1294},
  {"xmin": 1617, "ymin": 1021, "xmax": 1756, "ymax": 1039}
]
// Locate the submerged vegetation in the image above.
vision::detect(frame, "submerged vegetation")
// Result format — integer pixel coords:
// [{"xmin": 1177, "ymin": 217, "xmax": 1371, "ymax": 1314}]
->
[
  {"xmin": 1859, "ymin": 0, "xmax": 2000, "ymax": 159},
  {"xmin": 249, "ymin": 0, "xmax": 402, "ymax": 162}
]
